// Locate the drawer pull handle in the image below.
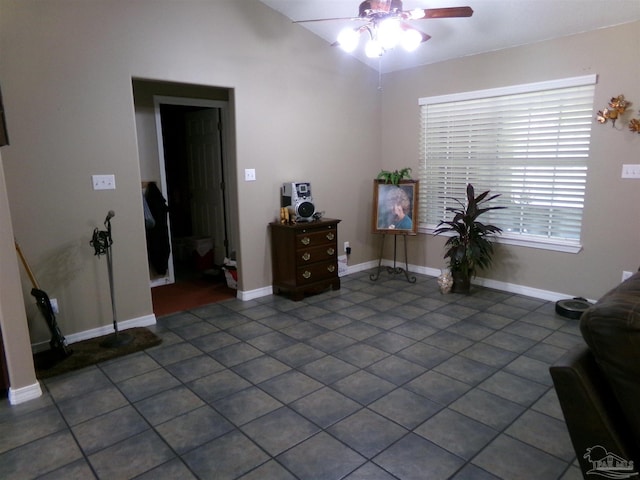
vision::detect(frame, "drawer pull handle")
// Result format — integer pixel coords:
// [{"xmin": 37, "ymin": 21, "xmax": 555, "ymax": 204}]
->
[
  {"xmin": 303, "ymin": 270, "xmax": 312, "ymax": 279},
  {"xmin": 327, "ymin": 248, "xmax": 335, "ymax": 255},
  {"xmin": 327, "ymin": 265, "xmax": 336, "ymax": 273},
  {"xmin": 301, "ymin": 237, "xmax": 310, "ymax": 245},
  {"xmin": 302, "ymin": 252, "xmax": 311, "ymax": 261},
  {"xmin": 326, "ymin": 233, "xmax": 335, "ymax": 241}
]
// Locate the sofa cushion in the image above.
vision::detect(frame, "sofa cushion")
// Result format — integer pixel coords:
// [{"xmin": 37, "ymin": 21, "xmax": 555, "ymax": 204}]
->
[{"xmin": 580, "ymin": 271, "xmax": 640, "ymax": 450}]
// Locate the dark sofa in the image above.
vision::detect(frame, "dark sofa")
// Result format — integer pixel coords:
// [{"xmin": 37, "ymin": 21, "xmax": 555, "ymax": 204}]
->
[{"xmin": 550, "ymin": 271, "xmax": 640, "ymax": 478}]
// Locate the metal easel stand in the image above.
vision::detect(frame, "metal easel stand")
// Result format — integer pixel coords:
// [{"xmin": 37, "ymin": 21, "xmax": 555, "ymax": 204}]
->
[{"xmin": 370, "ymin": 234, "xmax": 416, "ymax": 283}]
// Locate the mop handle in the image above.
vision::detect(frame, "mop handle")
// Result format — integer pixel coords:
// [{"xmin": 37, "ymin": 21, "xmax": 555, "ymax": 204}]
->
[{"xmin": 15, "ymin": 241, "xmax": 41, "ymax": 289}]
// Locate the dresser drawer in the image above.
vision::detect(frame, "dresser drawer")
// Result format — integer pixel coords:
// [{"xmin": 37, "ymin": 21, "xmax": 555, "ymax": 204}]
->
[
  {"xmin": 296, "ymin": 244, "xmax": 337, "ymax": 265},
  {"xmin": 296, "ymin": 260, "xmax": 338, "ymax": 285},
  {"xmin": 296, "ymin": 228, "xmax": 337, "ymax": 249}
]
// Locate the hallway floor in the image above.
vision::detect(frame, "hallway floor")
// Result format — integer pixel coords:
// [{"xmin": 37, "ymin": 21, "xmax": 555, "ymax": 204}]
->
[
  {"xmin": 0, "ymin": 270, "xmax": 583, "ymax": 479},
  {"xmin": 151, "ymin": 271, "xmax": 236, "ymax": 317}
]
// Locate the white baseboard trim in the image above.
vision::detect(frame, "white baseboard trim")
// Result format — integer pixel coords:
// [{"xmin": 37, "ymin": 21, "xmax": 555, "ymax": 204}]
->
[
  {"xmin": 9, "ymin": 381, "xmax": 43, "ymax": 405},
  {"xmin": 32, "ymin": 313, "xmax": 157, "ymax": 352},
  {"xmin": 66, "ymin": 313, "xmax": 157, "ymax": 344},
  {"xmin": 473, "ymin": 277, "xmax": 593, "ymax": 303},
  {"xmin": 345, "ymin": 260, "xmax": 381, "ymax": 275},
  {"xmin": 355, "ymin": 259, "xmax": 439, "ymax": 278},
  {"xmin": 349, "ymin": 260, "xmax": 582, "ymax": 303},
  {"xmin": 237, "ymin": 286, "xmax": 273, "ymax": 301}
]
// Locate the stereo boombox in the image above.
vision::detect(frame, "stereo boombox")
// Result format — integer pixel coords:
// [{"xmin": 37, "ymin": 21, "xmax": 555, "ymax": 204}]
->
[{"xmin": 281, "ymin": 182, "xmax": 316, "ymax": 222}]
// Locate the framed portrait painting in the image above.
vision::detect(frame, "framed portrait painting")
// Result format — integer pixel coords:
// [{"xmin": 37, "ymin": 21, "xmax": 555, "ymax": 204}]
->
[{"xmin": 372, "ymin": 179, "xmax": 419, "ymax": 235}]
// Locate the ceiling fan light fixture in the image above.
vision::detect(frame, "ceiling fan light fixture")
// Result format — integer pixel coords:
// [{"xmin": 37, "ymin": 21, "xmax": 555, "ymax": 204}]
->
[
  {"xmin": 400, "ymin": 28, "xmax": 423, "ymax": 52},
  {"xmin": 337, "ymin": 27, "xmax": 360, "ymax": 52},
  {"xmin": 377, "ymin": 18, "xmax": 402, "ymax": 50},
  {"xmin": 365, "ymin": 38, "xmax": 384, "ymax": 58},
  {"xmin": 305, "ymin": 2, "xmax": 473, "ymax": 59}
]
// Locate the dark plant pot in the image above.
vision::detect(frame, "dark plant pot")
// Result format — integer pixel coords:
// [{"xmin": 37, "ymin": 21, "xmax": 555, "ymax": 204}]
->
[{"xmin": 451, "ymin": 272, "xmax": 471, "ymax": 293}]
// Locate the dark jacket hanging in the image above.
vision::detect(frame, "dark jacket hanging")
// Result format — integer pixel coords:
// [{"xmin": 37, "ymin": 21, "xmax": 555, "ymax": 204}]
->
[{"xmin": 144, "ymin": 182, "xmax": 170, "ymax": 275}]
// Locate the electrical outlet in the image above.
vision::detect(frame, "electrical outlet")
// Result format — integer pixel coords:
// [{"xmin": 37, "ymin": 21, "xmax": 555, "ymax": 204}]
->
[
  {"xmin": 344, "ymin": 241, "xmax": 350, "ymax": 253},
  {"xmin": 244, "ymin": 168, "xmax": 256, "ymax": 181},
  {"xmin": 50, "ymin": 298, "xmax": 59, "ymax": 314},
  {"xmin": 92, "ymin": 174, "xmax": 116, "ymax": 190},
  {"xmin": 622, "ymin": 271, "xmax": 634, "ymax": 282}
]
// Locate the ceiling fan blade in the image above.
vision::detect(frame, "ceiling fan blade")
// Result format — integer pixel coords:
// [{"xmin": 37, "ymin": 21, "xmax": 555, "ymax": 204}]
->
[
  {"xmin": 419, "ymin": 6, "xmax": 473, "ymax": 19},
  {"xmin": 416, "ymin": 30, "xmax": 432, "ymax": 43},
  {"xmin": 294, "ymin": 16, "xmax": 363, "ymax": 24},
  {"xmin": 400, "ymin": 23, "xmax": 431, "ymax": 43}
]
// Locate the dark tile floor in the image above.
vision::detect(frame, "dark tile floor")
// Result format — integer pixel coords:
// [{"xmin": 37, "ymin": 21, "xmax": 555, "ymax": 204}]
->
[{"xmin": 0, "ymin": 270, "xmax": 585, "ymax": 479}]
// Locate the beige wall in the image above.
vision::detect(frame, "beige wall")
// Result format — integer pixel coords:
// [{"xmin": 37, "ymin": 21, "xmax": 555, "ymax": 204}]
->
[
  {"xmin": 381, "ymin": 21, "xmax": 640, "ymax": 300},
  {"xmin": 0, "ymin": 0, "xmax": 381, "ymax": 353}
]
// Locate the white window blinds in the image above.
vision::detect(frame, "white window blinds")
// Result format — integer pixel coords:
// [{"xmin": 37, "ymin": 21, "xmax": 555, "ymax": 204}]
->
[{"xmin": 418, "ymin": 75, "xmax": 596, "ymax": 252}]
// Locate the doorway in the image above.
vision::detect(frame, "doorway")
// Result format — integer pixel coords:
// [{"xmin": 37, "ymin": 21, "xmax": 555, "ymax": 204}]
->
[{"xmin": 136, "ymin": 89, "xmax": 238, "ymax": 315}]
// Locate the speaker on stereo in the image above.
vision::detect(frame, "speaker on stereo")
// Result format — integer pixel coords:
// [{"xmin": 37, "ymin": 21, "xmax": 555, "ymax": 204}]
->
[{"xmin": 281, "ymin": 182, "xmax": 316, "ymax": 221}]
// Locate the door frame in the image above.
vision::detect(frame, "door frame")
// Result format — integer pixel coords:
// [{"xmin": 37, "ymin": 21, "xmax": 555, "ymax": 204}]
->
[{"xmin": 151, "ymin": 95, "xmax": 232, "ymax": 287}]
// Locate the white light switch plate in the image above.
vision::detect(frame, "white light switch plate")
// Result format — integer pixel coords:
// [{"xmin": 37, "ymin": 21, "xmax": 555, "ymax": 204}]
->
[
  {"xmin": 92, "ymin": 174, "xmax": 116, "ymax": 190},
  {"xmin": 621, "ymin": 164, "xmax": 640, "ymax": 179},
  {"xmin": 244, "ymin": 169, "xmax": 256, "ymax": 181}
]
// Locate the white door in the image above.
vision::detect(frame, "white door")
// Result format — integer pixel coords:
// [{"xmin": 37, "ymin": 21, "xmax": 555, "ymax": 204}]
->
[
  {"xmin": 185, "ymin": 108, "xmax": 227, "ymax": 266},
  {"xmin": 151, "ymin": 96, "xmax": 234, "ymax": 288}
]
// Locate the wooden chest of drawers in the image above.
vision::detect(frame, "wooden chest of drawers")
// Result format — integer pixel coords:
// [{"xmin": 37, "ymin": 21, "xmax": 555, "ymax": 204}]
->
[{"xmin": 270, "ymin": 218, "xmax": 341, "ymax": 301}]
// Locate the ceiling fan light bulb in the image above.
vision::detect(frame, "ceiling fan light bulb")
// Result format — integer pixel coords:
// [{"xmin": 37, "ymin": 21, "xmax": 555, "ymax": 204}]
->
[
  {"xmin": 378, "ymin": 18, "xmax": 401, "ymax": 50},
  {"xmin": 365, "ymin": 38, "xmax": 383, "ymax": 58},
  {"xmin": 337, "ymin": 28, "xmax": 360, "ymax": 52},
  {"xmin": 401, "ymin": 29, "xmax": 422, "ymax": 52}
]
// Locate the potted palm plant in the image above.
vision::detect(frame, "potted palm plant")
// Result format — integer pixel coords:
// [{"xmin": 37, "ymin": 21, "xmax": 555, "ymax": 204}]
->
[
  {"xmin": 434, "ymin": 184, "xmax": 505, "ymax": 293},
  {"xmin": 376, "ymin": 167, "xmax": 412, "ymax": 185}
]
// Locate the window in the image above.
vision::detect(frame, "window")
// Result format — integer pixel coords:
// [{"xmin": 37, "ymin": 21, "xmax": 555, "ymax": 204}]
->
[{"xmin": 418, "ymin": 75, "xmax": 596, "ymax": 253}]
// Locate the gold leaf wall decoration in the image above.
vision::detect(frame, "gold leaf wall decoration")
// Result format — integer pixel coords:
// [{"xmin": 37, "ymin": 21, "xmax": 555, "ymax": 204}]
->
[
  {"xmin": 629, "ymin": 118, "xmax": 640, "ymax": 134},
  {"xmin": 595, "ymin": 94, "xmax": 640, "ymax": 134}
]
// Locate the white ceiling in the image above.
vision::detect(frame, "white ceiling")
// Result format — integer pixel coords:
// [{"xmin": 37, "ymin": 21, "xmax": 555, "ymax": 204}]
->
[{"xmin": 258, "ymin": 0, "xmax": 640, "ymax": 73}]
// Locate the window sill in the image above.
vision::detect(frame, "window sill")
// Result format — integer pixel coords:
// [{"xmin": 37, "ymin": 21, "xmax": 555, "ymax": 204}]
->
[{"xmin": 420, "ymin": 226, "xmax": 582, "ymax": 254}]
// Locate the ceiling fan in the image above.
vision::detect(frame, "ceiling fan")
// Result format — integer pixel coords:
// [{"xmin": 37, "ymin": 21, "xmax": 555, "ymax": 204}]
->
[{"xmin": 295, "ymin": 1, "xmax": 473, "ymax": 58}]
